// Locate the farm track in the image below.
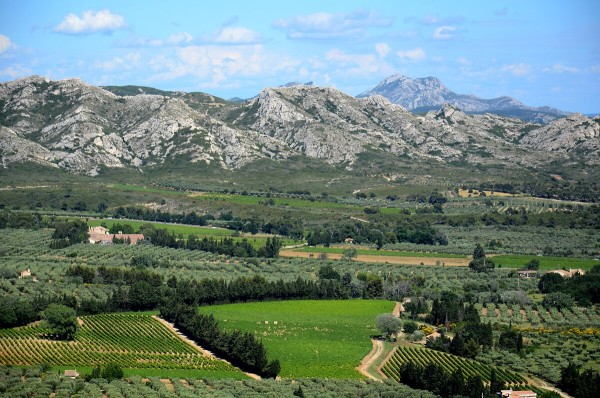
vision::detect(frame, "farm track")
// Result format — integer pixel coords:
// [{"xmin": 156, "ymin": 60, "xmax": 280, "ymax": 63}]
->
[
  {"xmin": 279, "ymin": 250, "xmax": 470, "ymax": 266},
  {"xmin": 357, "ymin": 339, "xmax": 385, "ymax": 381},
  {"xmin": 152, "ymin": 316, "xmax": 261, "ymax": 380}
]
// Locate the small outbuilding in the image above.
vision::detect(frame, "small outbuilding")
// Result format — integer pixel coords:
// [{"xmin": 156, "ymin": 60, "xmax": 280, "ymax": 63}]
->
[
  {"xmin": 499, "ymin": 390, "xmax": 536, "ymax": 398},
  {"xmin": 19, "ymin": 268, "xmax": 31, "ymax": 279},
  {"xmin": 63, "ymin": 369, "xmax": 79, "ymax": 379}
]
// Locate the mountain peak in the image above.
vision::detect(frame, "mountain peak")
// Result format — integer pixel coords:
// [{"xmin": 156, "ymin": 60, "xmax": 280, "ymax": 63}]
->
[{"xmin": 358, "ymin": 74, "xmax": 569, "ymax": 123}]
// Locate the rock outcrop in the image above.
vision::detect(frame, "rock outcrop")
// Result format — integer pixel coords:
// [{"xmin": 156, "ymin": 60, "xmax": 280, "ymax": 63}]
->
[{"xmin": 0, "ymin": 76, "xmax": 596, "ymax": 175}]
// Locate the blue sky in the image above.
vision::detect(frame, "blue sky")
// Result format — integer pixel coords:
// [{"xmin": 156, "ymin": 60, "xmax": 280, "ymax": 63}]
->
[{"xmin": 1, "ymin": 0, "xmax": 599, "ymax": 113}]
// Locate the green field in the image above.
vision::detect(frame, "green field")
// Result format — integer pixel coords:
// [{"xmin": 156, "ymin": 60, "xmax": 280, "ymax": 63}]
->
[
  {"xmin": 493, "ymin": 254, "xmax": 600, "ymax": 271},
  {"xmin": 296, "ymin": 246, "xmax": 468, "ymax": 258},
  {"xmin": 87, "ymin": 219, "xmax": 298, "ymax": 248},
  {"xmin": 199, "ymin": 300, "xmax": 396, "ymax": 378},
  {"xmin": 0, "ymin": 313, "xmax": 245, "ymax": 379},
  {"xmin": 87, "ymin": 219, "xmax": 235, "ymax": 237}
]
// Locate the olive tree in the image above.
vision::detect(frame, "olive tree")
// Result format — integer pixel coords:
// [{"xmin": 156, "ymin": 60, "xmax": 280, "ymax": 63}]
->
[{"xmin": 376, "ymin": 313, "xmax": 402, "ymax": 341}]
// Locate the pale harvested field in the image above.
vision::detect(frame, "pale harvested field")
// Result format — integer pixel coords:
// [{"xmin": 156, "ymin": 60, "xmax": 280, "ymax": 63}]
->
[
  {"xmin": 279, "ymin": 250, "xmax": 470, "ymax": 266},
  {"xmin": 458, "ymin": 189, "xmax": 515, "ymax": 198}
]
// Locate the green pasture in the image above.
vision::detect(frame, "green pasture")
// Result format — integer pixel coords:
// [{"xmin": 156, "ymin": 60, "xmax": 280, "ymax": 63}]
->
[
  {"xmin": 199, "ymin": 299, "xmax": 396, "ymax": 379},
  {"xmin": 493, "ymin": 254, "xmax": 599, "ymax": 271},
  {"xmin": 87, "ymin": 219, "xmax": 234, "ymax": 237}
]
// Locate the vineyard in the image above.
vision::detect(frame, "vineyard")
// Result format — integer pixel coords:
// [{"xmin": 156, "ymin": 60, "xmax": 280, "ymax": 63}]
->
[
  {"xmin": 381, "ymin": 346, "xmax": 526, "ymax": 386},
  {"xmin": 0, "ymin": 313, "xmax": 243, "ymax": 378}
]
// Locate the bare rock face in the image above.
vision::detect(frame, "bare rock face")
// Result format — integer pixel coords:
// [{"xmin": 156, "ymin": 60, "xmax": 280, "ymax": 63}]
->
[
  {"xmin": 520, "ymin": 114, "xmax": 600, "ymax": 163},
  {"xmin": 0, "ymin": 76, "xmax": 596, "ymax": 175}
]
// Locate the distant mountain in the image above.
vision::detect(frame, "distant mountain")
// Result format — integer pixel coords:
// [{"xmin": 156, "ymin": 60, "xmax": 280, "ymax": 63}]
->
[
  {"xmin": 0, "ymin": 75, "xmax": 597, "ymax": 176},
  {"xmin": 358, "ymin": 74, "xmax": 570, "ymax": 123}
]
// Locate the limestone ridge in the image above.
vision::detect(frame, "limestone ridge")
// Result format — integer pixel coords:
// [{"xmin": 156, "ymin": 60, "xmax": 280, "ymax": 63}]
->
[
  {"xmin": 358, "ymin": 74, "xmax": 570, "ymax": 123},
  {"xmin": 0, "ymin": 75, "xmax": 597, "ymax": 175}
]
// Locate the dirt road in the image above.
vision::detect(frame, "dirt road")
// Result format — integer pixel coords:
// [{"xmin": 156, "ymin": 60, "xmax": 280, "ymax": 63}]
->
[
  {"xmin": 279, "ymin": 250, "xmax": 470, "ymax": 266},
  {"xmin": 152, "ymin": 316, "xmax": 261, "ymax": 380},
  {"xmin": 357, "ymin": 339, "xmax": 385, "ymax": 381}
]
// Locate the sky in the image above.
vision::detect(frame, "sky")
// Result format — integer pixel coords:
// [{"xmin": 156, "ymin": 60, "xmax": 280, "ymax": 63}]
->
[{"xmin": 1, "ymin": 0, "xmax": 599, "ymax": 113}]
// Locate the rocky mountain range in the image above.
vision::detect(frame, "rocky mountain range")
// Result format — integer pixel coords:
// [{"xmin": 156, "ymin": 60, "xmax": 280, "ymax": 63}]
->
[
  {"xmin": 0, "ymin": 75, "xmax": 598, "ymax": 176},
  {"xmin": 358, "ymin": 74, "xmax": 570, "ymax": 123}
]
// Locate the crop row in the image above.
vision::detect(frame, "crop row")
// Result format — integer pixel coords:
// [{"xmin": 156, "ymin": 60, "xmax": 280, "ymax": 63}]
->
[
  {"xmin": 0, "ymin": 314, "xmax": 235, "ymax": 372},
  {"xmin": 478, "ymin": 303, "xmax": 600, "ymax": 329},
  {"xmin": 381, "ymin": 346, "xmax": 526, "ymax": 386}
]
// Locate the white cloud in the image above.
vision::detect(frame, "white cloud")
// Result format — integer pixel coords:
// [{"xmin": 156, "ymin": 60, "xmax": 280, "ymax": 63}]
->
[
  {"xmin": 0, "ymin": 65, "xmax": 32, "ymax": 79},
  {"xmin": 117, "ymin": 32, "xmax": 193, "ymax": 47},
  {"xmin": 543, "ymin": 63, "xmax": 579, "ymax": 74},
  {"xmin": 214, "ymin": 27, "xmax": 263, "ymax": 44},
  {"xmin": 325, "ymin": 48, "xmax": 393, "ymax": 76},
  {"xmin": 457, "ymin": 57, "xmax": 471, "ymax": 66},
  {"xmin": 0, "ymin": 34, "xmax": 12, "ymax": 53},
  {"xmin": 149, "ymin": 44, "xmax": 298, "ymax": 86},
  {"xmin": 94, "ymin": 53, "xmax": 141, "ymax": 71},
  {"xmin": 167, "ymin": 32, "xmax": 193, "ymax": 45},
  {"xmin": 500, "ymin": 63, "xmax": 532, "ymax": 76},
  {"xmin": 433, "ymin": 26, "xmax": 456, "ymax": 40},
  {"xmin": 54, "ymin": 10, "xmax": 126, "ymax": 35},
  {"xmin": 375, "ymin": 43, "xmax": 390, "ymax": 58},
  {"xmin": 273, "ymin": 9, "xmax": 392, "ymax": 40},
  {"xmin": 396, "ymin": 48, "xmax": 426, "ymax": 61},
  {"xmin": 416, "ymin": 14, "xmax": 465, "ymax": 25}
]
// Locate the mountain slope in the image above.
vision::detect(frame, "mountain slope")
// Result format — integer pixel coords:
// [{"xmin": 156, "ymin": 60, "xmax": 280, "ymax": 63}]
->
[
  {"xmin": 358, "ymin": 74, "xmax": 569, "ymax": 123},
  {"xmin": 0, "ymin": 76, "xmax": 596, "ymax": 176}
]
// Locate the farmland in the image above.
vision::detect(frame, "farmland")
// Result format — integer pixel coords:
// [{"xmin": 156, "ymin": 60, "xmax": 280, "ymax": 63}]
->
[
  {"xmin": 381, "ymin": 346, "xmax": 526, "ymax": 386},
  {"xmin": 199, "ymin": 300, "xmax": 396, "ymax": 378},
  {"xmin": 0, "ymin": 313, "xmax": 245, "ymax": 379}
]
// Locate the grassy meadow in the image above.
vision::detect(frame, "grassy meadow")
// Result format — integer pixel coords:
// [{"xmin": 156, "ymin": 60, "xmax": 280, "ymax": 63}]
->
[{"xmin": 199, "ymin": 300, "xmax": 396, "ymax": 378}]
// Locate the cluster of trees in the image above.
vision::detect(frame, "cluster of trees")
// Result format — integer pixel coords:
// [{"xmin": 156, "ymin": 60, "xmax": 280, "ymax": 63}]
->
[
  {"xmin": 306, "ymin": 221, "xmax": 447, "ymax": 248},
  {"xmin": 0, "ymin": 211, "xmax": 44, "ymax": 229},
  {"xmin": 538, "ymin": 265, "xmax": 600, "ymax": 306},
  {"xmin": 0, "ymin": 296, "xmax": 38, "ymax": 328},
  {"xmin": 113, "ymin": 207, "xmax": 214, "ymax": 226},
  {"xmin": 558, "ymin": 362, "xmax": 600, "ymax": 398},
  {"xmin": 426, "ymin": 295, "xmax": 492, "ymax": 359},
  {"xmin": 160, "ymin": 302, "xmax": 280, "ymax": 377},
  {"xmin": 398, "ymin": 362, "xmax": 491, "ymax": 398},
  {"xmin": 135, "ymin": 224, "xmax": 282, "ymax": 258},
  {"xmin": 50, "ymin": 220, "xmax": 88, "ymax": 249},
  {"xmin": 113, "ymin": 206, "xmax": 305, "ymax": 239},
  {"xmin": 468, "ymin": 244, "xmax": 495, "ymax": 272},
  {"xmin": 41, "ymin": 304, "xmax": 78, "ymax": 340},
  {"xmin": 65, "ymin": 265, "xmax": 383, "ymax": 313},
  {"xmin": 88, "ymin": 363, "xmax": 124, "ymax": 382}
]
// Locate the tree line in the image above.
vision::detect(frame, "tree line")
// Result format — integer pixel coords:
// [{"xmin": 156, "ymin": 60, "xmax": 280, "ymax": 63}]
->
[
  {"xmin": 305, "ymin": 220, "xmax": 448, "ymax": 248},
  {"xmin": 159, "ymin": 300, "xmax": 280, "ymax": 378}
]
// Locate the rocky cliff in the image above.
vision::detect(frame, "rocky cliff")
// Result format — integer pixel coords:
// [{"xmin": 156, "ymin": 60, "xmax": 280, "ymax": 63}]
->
[{"xmin": 0, "ymin": 76, "xmax": 596, "ymax": 175}]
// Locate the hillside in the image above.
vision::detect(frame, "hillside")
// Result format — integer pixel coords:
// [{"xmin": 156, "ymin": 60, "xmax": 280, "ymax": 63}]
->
[
  {"xmin": 0, "ymin": 76, "xmax": 598, "ymax": 177},
  {"xmin": 358, "ymin": 74, "xmax": 570, "ymax": 123}
]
